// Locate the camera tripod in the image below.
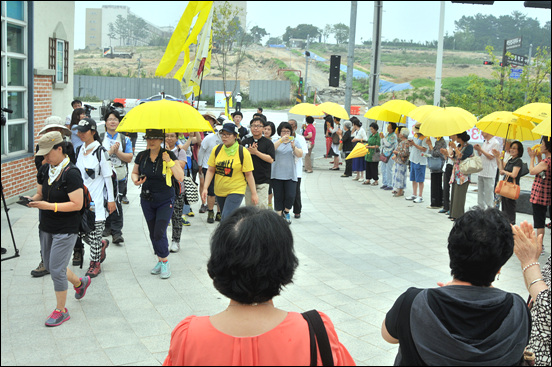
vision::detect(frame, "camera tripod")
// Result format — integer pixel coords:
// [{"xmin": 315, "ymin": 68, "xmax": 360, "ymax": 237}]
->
[{"xmin": 1, "ymin": 180, "xmax": 20, "ymax": 261}]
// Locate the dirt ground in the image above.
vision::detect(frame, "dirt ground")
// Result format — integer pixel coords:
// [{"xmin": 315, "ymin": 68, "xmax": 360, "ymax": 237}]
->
[{"xmin": 74, "ymin": 45, "xmax": 493, "ymax": 101}]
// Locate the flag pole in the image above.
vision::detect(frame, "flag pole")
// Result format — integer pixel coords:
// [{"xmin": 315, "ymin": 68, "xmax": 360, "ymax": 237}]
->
[{"xmin": 196, "ymin": 70, "xmax": 205, "ymax": 111}]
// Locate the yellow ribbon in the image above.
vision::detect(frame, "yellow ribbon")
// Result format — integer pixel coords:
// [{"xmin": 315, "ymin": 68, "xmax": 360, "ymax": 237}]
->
[{"xmin": 163, "ymin": 160, "xmax": 176, "ymax": 187}]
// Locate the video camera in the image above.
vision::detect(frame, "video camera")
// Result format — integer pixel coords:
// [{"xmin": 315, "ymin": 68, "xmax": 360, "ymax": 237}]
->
[
  {"xmin": 83, "ymin": 104, "xmax": 97, "ymax": 118},
  {"xmin": 1, "ymin": 107, "xmax": 13, "ymax": 126}
]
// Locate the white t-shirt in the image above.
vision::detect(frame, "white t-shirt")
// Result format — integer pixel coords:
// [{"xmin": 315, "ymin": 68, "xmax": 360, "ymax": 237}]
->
[
  {"xmin": 478, "ymin": 136, "xmax": 501, "ymax": 178},
  {"xmin": 76, "ymin": 142, "xmax": 115, "ymax": 222},
  {"xmin": 235, "ymin": 95, "xmax": 242, "ymax": 103},
  {"xmin": 198, "ymin": 133, "xmax": 222, "ymax": 168},
  {"xmin": 352, "ymin": 128, "xmax": 367, "ymax": 142}
]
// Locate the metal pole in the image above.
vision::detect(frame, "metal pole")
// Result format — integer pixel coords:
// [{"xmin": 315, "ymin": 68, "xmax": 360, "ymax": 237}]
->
[
  {"xmin": 368, "ymin": 1, "xmax": 383, "ymax": 109},
  {"xmin": 345, "ymin": 1, "xmax": 357, "ymax": 115},
  {"xmin": 305, "ymin": 34, "xmax": 309, "ymax": 101},
  {"xmin": 434, "ymin": 1, "xmax": 445, "ymax": 106}
]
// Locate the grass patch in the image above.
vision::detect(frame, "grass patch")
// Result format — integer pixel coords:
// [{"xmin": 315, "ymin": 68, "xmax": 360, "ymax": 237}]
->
[{"xmin": 411, "ymin": 78, "xmax": 435, "ymax": 88}]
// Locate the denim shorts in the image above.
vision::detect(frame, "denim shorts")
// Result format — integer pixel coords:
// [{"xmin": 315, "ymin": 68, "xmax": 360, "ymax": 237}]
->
[{"xmin": 410, "ymin": 162, "xmax": 426, "ymax": 183}]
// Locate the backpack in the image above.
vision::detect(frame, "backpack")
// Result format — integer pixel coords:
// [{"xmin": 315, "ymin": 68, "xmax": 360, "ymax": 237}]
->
[
  {"xmin": 76, "ymin": 144, "xmax": 119, "ymax": 205},
  {"xmin": 58, "ymin": 163, "xmax": 95, "ymax": 235},
  {"xmin": 214, "ymin": 144, "xmax": 245, "ymax": 181}
]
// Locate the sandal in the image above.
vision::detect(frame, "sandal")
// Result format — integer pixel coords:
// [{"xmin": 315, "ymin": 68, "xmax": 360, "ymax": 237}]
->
[
  {"xmin": 363, "ymin": 180, "xmax": 371, "ymax": 185},
  {"xmin": 393, "ymin": 192, "xmax": 404, "ymax": 197},
  {"xmin": 371, "ymin": 182, "xmax": 379, "ymax": 186},
  {"xmin": 391, "ymin": 190, "xmax": 397, "ymax": 194}
]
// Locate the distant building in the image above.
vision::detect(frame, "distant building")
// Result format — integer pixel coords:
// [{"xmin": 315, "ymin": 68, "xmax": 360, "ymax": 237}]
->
[{"xmin": 85, "ymin": 5, "xmax": 172, "ymax": 50}]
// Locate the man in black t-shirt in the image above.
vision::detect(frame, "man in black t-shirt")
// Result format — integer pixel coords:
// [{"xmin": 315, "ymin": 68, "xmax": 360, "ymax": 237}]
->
[
  {"xmin": 231, "ymin": 111, "xmax": 249, "ymax": 139},
  {"xmin": 242, "ymin": 117, "xmax": 275, "ymax": 209}
]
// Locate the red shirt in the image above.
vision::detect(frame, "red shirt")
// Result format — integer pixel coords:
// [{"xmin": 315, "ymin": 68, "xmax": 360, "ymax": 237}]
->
[{"xmin": 163, "ymin": 311, "xmax": 355, "ymax": 366}]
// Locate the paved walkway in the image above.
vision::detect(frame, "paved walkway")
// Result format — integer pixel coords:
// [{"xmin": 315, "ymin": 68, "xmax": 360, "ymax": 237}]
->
[{"xmin": 1, "ymin": 111, "xmax": 549, "ymax": 365}]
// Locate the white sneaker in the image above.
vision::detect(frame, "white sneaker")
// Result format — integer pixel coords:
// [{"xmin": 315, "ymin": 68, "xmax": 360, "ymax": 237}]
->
[
  {"xmin": 405, "ymin": 195, "xmax": 417, "ymax": 201},
  {"xmin": 169, "ymin": 241, "xmax": 180, "ymax": 253},
  {"xmin": 413, "ymin": 197, "xmax": 424, "ymax": 203}
]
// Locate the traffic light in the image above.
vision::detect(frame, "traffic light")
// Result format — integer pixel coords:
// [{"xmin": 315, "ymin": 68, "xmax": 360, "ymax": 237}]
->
[
  {"xmin": 499, "ymin": 62, "xmax": 505, "ymax": 67},
  {"xmin": 299, "ymin": 77, "xmax": 303, "ymax": 88},
  {"xmin": 483, "ymin": 61, "xmax": 494, "ymax": 65}
]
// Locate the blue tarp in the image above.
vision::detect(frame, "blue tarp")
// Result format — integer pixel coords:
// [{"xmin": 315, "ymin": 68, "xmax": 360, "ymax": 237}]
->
[
  {"xmin": 268, "ymin": 44, "xmax": 286, "ymax": 48},
  {"xmin": 303, "ymin": 51, "xmax": 326, "ymax": 62}
]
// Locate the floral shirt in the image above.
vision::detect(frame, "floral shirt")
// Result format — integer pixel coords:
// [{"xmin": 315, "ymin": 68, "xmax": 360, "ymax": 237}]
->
[
  {"xmin": 381, "ymin": 132, "xmax": 398, "ymax": 157},
  {"xmin": 527, "ymin": 256, "xmax": 551, "ymax": 366},
  {"xmin": 395, "ymin": 140, "xmax": 410, "ymax": 165}
]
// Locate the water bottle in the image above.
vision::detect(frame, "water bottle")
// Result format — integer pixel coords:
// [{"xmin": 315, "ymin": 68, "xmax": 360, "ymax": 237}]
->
[{"xmin": 90, "ymin": 202, "xmax": 95, "ymax": 212}]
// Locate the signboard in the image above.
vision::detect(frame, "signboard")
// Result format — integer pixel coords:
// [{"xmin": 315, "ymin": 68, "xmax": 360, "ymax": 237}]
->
[
  {"xmin": 214, "ymin": 91, "xmax": 232, "ymax": 108},
  {"xmin": 510, "ymin": 68, "xmax": 523, "ymax": 79},
  {"xmin": 505, "ymin": 37, "xmax": 522, "ymax": 51},
  {"xmin": 506, "ymin": 53, "xmax": 529, "ymax": 67}
]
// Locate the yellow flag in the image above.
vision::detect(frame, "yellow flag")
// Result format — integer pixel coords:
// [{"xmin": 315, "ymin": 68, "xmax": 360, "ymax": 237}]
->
[
  {"xmin": 155, "ymin": 1, "xmax": 213, "ymax": 77},
  {"xmin": 180, "ymin": 5, "xmax": 214, "ymax": 97}
]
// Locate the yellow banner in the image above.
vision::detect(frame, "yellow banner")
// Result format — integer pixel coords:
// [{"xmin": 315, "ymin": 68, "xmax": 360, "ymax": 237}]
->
[{"xmin": 155, "ymin": 1, "xmax": 213, "ymax": 77}]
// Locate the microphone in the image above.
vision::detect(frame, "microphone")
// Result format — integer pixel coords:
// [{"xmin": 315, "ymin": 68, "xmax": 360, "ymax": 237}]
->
[{"xmin": 1, "ymin": 107, "xmax": 14, "ymax": 113}]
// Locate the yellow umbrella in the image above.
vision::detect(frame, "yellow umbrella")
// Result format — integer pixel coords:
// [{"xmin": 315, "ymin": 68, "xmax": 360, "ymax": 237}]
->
[
  {"xmin": 117, "ymin": 99, "xmax": 214, "ymax": 133},
  {"xmin": 364, "ymin": 106, "xmax": 403, "ymax": 122},
  {"xmin": 419, "ymin": 106, "xmax": 476, "ymax": 137},
  {"xmin": 533, "ymin": 116, "xmax": 551, "ymax": 137},
  {"xmin": 476, "ymin": 111, "xmax": 541, "ymax": 141},
  {"xmin": 513, "ymin": 102, "xmax": 551, "ymax": 123},
  {"xmin": 289, "ymin": 103, "xmax": 324, "ymax": 117},
  {"xmin": 319, "ymin": 101, "xmax": 350, "ymax": 120},
  {"xmin": 346, "ymin": 142, "xmax": 368, "ymax": 160},
  {"xmin": 407, "ymin": 105, "xmax": 442, "ymax": 123},
  {"xmin": 381, "ymin": 99, "xmax": 417, "ymax": 116}
]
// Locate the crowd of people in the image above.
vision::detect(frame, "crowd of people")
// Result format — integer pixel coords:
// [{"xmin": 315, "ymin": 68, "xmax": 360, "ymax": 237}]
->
[{"xmin": 17, "ymin": 101, "xmax": 551, "ymax": 365}]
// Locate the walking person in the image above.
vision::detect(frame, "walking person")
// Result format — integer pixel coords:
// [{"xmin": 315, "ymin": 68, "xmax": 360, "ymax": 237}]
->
[
  {"xmin": 350, "ymin": 117, "xmax": 367, "ymax": 181},
  {"xmin": 426, "ymin": 136, "xmax": 447, "ymax": 209},
  {"xmin": 289, "ymin": 119, "xmax": 307, "ymax": 218},
  {"xmin": 27, "ymin": 132, "xmax": 92, "ymax": 327},
  {"xmin": 198, "ymin": 124, "xmax": 223, "ymax": 223},
  {"xmin": 165, "ymin": 132, "xmax": 192, "ymax": 253},
  {"xmin": 363, "ymin": 123, "xmax": 381, "ymax": 186},
  {"xmin": 474, "ymin": 132, "xmax": 501, "ymax": 209},
  {"xmin": 132, "ymin": 129, "xmax": 184, "ymax": 279},
  {"xmin": 75, "ymin": 118, "xmax": 116, "ymax": 278},
  {"xmin": 68, "ymin": 107, "xmax": 86, "ymax": 153},
  {"xmin": 405, "ymin": 123, "xmax": 429, "ymax": 203},
  {"xmin": 231, "ymin": 111, "xmax": 248, "ymax": 140},
  {"xmin": 101, "ymin": 109, "xmax": 133, "ymax": 245},
  {"xmin": 527, "ymin": 137, "xmax": 551, "ymax": 254},
  {"xmin": 493, "ymin": 140, "xmax": 524, "ymax": 224},
  {"xmin": 242, "ymin": 117, "xmax": 275, "ymax": 209},
  {"xmin": 202, "ymin": 123, "xmax": 258, "ymax": 220},
  {"xmin": 272, "ymin": 122, "xmax": 303, "ymax": 224},
  {"xmin": 302, "ymin": 116, "xmax": 316, "ymax": 173},
  {"xmin": 380, "ymin": 123, "xmax": 397, "ymax": 190},
  {"xmin": 198, "ymin": 112, "xmax": 218, "ymax": 214}
]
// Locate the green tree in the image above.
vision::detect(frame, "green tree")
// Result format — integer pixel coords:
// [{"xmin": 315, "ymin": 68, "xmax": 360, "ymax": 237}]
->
[
  {"xmin": 323, "ymin": 24, "xmax": 332, "ymax": 44},
  {"xmin": 250, "ymin": 26, "xmax": 267, "ymax": 44},
  {"xmin": 107, "ymin": 23, "xmax": 116, "ymax": 48},
  {"xmin": 282, "ymin": 24, "xmax": 320, "ymax": 43},
  {"xmin": 114, "ymin": 15, "xmax": 128, "ymax": 46},
  {"xmin": 265, "ymin": 36, "xmax": 283, "ymax": 46},
  {"xmin": 332, "ymin": 23, "xmax": 349, "ymax": 45},
  {"xmin": 213, "ymin": 1, "xmax": 250, "ymax": 110},
  {"xmin": 127, "ymin": 14, "xmax": 148, "ymax": 46}
]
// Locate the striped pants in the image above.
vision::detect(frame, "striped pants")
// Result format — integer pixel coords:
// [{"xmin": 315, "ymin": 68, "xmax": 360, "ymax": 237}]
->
[{"xmin": 82, "ymin": 220, "xmax": 106, "ymax": 262}]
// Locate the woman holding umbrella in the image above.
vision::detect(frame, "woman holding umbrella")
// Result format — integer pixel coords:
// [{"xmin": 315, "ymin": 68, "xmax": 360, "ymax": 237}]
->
[{"xmin": 132, "ymin": 129, "xmax": 184, "ymax": 279}]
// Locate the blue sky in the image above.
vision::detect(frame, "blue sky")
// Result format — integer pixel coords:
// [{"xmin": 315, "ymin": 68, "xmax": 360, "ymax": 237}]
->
[{"xmin": 74, "ymin": 1, "xmax": 551, "ymax": 49}]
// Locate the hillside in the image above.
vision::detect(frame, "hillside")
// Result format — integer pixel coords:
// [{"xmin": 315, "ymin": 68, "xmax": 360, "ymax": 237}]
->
[{"xmin": 74, "ymin": 44, "xmax": 494, "ymax": 105}]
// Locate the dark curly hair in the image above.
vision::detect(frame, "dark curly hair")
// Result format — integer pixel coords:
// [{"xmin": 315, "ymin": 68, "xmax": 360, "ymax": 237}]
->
[
  {"xmin": 448, "ymin": 207, "xmax": 513, "ymax": 287},
  {"xmin": 207, "ymin": 207, "xmax": 299, "ymax": 304},
  {"xmin": 457, "ymin": 131, "xmax": 471, "ymax": 143},
  {"xmin": 369, "ymin": 122, "xmax": 379, "ymax": 131},
  {"xmin": 277, "ymin": 122, "xmax": 293, "ymax": 136}
]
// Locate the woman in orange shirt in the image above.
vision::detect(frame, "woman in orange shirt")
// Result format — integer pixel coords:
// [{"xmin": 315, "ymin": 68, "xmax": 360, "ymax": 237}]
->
[{"xmin": 164, "ymin": 207, "xmax": 355, "ymax": 366}]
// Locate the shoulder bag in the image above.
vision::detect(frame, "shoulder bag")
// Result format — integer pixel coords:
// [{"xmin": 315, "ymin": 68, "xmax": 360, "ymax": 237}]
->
[
  {"xmin": 302, "ymin": 310, "xmax": 334, "ymax": 366},
  {"xmin": 459, "ymin": 155, "xmax": 483, "ymax": 175},
  {"xmin": 427, "ymin": 156, "xmax": 444, "ymax": 172},
  {"xmin": 495, "ymin": 174, "xmax": 520, "ymax": 200},
  {"xmin": 183, "ymin": 176, "xmax": 199, "ymax": 203},
  {"xmin": 331, "ymin": 132, "xmax": 340, "ymax": 145},
  {"xmin": 372, "ymin": 147, "xmax": 381, "ymax": 163}
]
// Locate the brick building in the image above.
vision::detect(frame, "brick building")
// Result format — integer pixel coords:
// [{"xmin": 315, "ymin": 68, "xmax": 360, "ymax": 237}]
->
[{"xmin": 1, "ymin": 1, "xmax": 75, "ymax": 203}]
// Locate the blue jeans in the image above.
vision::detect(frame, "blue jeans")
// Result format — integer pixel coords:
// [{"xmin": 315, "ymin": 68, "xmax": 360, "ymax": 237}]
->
[
  {"xmin": 216, "ymin": 194, "xmax": 244, "ymax": 220},
  {"xmin": 141, "ymin": 197, "xmax": 174, "ymax": 259}
]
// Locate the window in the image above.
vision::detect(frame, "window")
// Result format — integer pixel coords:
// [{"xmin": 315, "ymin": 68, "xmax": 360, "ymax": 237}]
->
[
  {"xmin": 49, "ymin": 37, "xmax": 68, "ymax": 84},
  {"xmin": 1, "ymin": 1, "xmax": 28, "ymax": 156}
]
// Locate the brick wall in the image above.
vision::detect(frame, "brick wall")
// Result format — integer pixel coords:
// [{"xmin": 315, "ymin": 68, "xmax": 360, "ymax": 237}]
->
[{"xmin": 1, "ymin": 75, "xmax": 52, "ymax": 200}]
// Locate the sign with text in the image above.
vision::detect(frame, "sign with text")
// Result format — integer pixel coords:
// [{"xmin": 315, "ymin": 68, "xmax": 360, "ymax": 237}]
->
[
  {"xmin": 505, "ymin": 37, "xmax": 522, "ymax": 51},
  {"xmin": 214, "ymin": 91, "xmax": 233, "ymax": 108},
  {"xmin": 506, "ymin": 53, "xmax": 529, "ymax": 67},
  {"xmin": 510, "ymin": 68, "xmax": 523, "ymax": 79}
]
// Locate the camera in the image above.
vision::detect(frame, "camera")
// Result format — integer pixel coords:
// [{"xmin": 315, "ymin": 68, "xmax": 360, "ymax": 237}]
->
[
  {"xmin": 1, "ymin": 107, "xmax": 13, "ymax": 126},
  {"xmin": 141, "ymin": 189, "xmax": 153, "ymax": 201},
  {"xmin": 83, "ymin": 104, "xmax": 97, "ymax": 118}
]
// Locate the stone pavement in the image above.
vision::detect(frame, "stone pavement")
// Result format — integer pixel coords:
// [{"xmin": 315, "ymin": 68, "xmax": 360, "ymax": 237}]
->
[{"xmin": 1, "ymin": 112, "xmax": 549, "ymax": 366}]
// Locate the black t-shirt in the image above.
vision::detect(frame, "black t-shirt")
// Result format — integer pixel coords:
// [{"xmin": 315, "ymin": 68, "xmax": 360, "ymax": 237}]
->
[
  {"xmin": 504, "ymin": 157, "xmax": 523, "ymax": 185},
  {"xmin": 136, "ymin": 149, "xmax": 178, "ymax": 202},
  {"xmin": 241, "ymin": 136, "xmax": 275, "ymax": 184},
  {"xmin": 342, "ymin": 130, "xmax": 354, "ymax": 152},
  {"xmin": 37, "ymin": 163, "xmax": 83, "ymax": 234},
  {"xmin": 237, "ymin": 126, "xmax": 249, "ymax": 140}
]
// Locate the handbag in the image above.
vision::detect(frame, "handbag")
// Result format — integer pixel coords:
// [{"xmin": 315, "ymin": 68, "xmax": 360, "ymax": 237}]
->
[
  {"xmin": 302, "ymin": 310, "xmax": 334, "ymax": 366},
  {"xmin": 380, "ymin": 153, "xmax": 389, "ymax": 163},
  {"xmin": 459, "ymin": 155, "xmax": 483, "ymax": 175},
  {"xmin": 495, "ymin": 175, "xmax": 520, "ymax": 200},
  {"xmin": 183, "ymin": 176, "xmax": 199, "ymax": 203},
  {"xmin": 113, "ymin": 165, "xmax": 127, "ymax": 181},
  {"xmin": 371, "ymin": 147, "xmax": 380, "ymax": 163},
  {"xmin": 331, "ymin": 132, "xmax": 340, "ymax": 145},
  {"xmin": 427, "ymin": 156, "xmax": 444, "ymax": 172}
]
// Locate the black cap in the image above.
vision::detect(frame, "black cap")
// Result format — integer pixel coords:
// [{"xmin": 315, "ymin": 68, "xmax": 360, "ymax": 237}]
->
[{"xmin": 76, "ymin": 118, "xmax": 97, "ymax": 132}]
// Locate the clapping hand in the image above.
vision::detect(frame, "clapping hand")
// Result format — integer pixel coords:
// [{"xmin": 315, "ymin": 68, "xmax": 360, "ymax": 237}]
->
[{"xmin": 512, "ymin": 221, "xmax": 543, "ymax": 266}]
